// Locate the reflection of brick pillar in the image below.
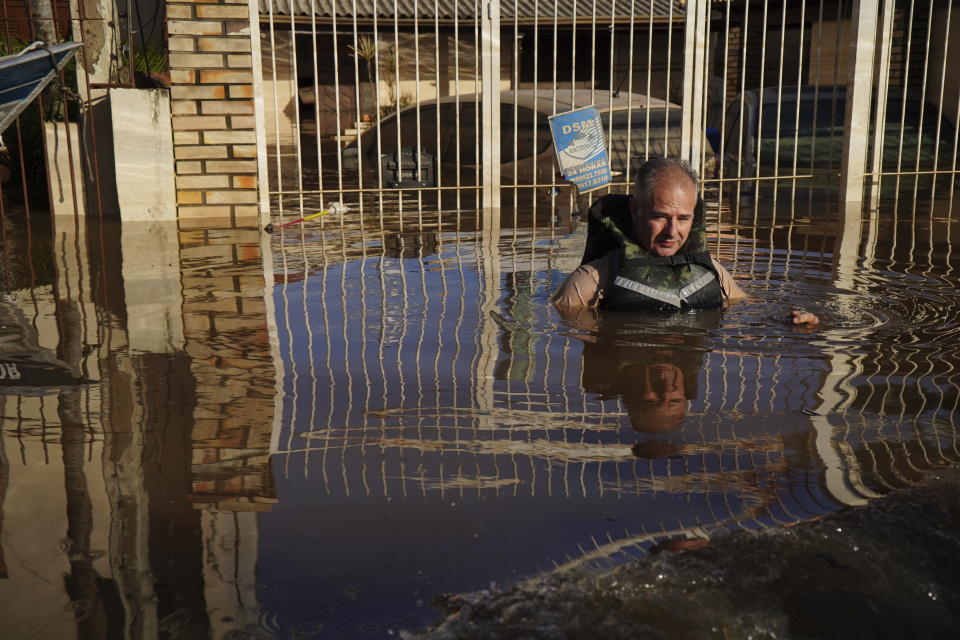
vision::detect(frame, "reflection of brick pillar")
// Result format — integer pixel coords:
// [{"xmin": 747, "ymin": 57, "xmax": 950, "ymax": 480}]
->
[
  {"xmin": 167, "ymin": 0, "xmax": 260, "ymax": 227},
  {"xmin": 180, "ymin": 227, "xmax": 277, "ymax": 511}
]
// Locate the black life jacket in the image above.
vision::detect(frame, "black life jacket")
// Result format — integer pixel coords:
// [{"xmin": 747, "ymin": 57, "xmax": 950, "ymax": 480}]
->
[{"xmin": 580, "ymin": 194, "xmax": 724, "ymax": 312}]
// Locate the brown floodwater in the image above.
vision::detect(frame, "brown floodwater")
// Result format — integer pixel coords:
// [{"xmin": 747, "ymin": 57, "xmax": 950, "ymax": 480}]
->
[{"xmin": 2, "ymin": 178, "xmax": 960, "ymax": 638}]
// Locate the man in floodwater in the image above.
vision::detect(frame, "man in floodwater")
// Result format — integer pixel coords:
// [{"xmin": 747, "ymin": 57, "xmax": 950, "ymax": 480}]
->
[{"xmin": 551, "ymin": 157, "xmax": 818, "ymax": 326}]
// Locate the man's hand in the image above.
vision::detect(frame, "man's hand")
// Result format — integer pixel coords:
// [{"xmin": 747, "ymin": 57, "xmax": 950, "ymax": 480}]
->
[{"xmin": 790, "ymin": 310, "xmax": 820, "ymax": 327}]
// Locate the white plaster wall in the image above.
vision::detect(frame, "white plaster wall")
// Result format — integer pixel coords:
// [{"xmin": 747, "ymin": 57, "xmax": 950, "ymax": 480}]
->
[{"xmin": 109, "ymin": 88, "xmax": 177, "ymax": 221}]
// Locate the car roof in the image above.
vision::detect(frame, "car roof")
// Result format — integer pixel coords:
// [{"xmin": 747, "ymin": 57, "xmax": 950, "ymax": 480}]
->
[
  {"xmin": 502, "ymin": 89, "xmax": 679, "ymax": 113},
  {"xmin": 392, "ymin": 90, "xmax": 679, "ymax": 116}
]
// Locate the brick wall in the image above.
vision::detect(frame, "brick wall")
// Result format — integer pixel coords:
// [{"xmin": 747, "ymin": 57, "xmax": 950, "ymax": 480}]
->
[{"xmin": 167, "ymin": 0, "xmax": 260, "ymax": 228}]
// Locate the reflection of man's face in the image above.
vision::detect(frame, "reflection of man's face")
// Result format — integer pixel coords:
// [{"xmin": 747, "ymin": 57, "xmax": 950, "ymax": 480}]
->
[{"xmin": 626, "ymin": 363, "xmax": 687, "ymax": 432}]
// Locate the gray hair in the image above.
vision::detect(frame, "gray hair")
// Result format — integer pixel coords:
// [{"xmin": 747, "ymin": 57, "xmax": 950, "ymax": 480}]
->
[{"xmin": 631, "ymin": 157, "xmax": 699, "ymax": 211}]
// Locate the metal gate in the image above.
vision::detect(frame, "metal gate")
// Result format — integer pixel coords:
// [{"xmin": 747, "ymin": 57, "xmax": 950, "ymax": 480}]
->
[{"xmin": 256, "ymin": 0, "xmax": 960, "ymax": 230}]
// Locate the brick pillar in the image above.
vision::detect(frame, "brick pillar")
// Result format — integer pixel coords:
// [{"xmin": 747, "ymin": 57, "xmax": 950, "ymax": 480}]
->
[{"xmin": 167, "ymin": 0, "xmax": 260, "ymax": 228}]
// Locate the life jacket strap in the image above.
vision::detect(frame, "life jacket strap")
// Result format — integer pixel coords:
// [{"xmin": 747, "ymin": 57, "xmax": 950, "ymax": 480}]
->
[
  {"xmin": 613, "ymin": 276, "xmax": 683, "ymax": 308},
  {"xmin": 614, "ymin": 268, "xmax": 718, "ymax": 309},
  {"xmin": 678, "ymin": 270, "xmax": 718, "ymax": 301}
]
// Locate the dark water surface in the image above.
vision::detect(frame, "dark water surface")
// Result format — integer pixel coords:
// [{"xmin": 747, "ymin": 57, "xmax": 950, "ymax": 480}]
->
[{"xmin": 2, "ymin": 185, "xmax": 960, "ymax": 638}]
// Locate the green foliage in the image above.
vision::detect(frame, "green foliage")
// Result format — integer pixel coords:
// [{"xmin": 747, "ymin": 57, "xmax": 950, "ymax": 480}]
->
[
  {"xmin": 348, "ymin": 35, "xmax": 378, "ymax": 66},
  {"xmin": 378, "ymin": 92, "xmax": 415, "ymax": 119},
  {"xmin": 0, "ymin": 35, "xmax": 29, "ymax": 56},
  {"xmin": 133, "ymin": 44, "xmax": 169, "ymax": 74}
]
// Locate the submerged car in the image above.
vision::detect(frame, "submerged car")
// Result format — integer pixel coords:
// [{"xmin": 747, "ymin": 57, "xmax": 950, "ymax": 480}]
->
[
  {"xmin": 720, "ymin": 85, "xmax": 958, "ymax": 184},
  {"xmin": 335, "ymin": 90, "xmax": 694, "ymax": 199}
]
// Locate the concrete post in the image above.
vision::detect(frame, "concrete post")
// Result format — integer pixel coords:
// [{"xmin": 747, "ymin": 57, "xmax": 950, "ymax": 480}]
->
[
  {"xmin": 840, "ymin": 0, "xmax": 880, "ymax": 204},
  {"xmin": 110, "ymin": 89, "xmax": 177, "ymax": 221},
  {"xmin": 480, "ymin": 0, "xmax": 501, "ymax": 228},
  {"xmin": 681, "ymin": 0, "xmax": 709, "ymax": 173}
]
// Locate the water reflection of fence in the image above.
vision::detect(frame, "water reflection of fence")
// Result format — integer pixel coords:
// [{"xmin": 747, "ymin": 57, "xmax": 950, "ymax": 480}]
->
[{"xmin": 270, "ymin": 195, "xmax": 960, "ymax": 565}]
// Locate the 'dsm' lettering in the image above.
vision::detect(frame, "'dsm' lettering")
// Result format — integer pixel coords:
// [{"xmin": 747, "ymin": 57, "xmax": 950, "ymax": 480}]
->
[{"xmin": 561, "ymin": 119, "xmax": 591, "ymax": 135}]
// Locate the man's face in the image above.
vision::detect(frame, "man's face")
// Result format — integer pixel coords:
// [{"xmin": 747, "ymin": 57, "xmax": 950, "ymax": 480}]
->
[{"xmin": 631, "ymin": 180, "xmax": 697, "ymax": 257}]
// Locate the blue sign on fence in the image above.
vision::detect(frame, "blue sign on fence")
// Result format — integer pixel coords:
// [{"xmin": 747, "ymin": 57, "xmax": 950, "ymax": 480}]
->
[{"xmin": 548, "ymin": 106, "xmax": 612, "ymax": 193}]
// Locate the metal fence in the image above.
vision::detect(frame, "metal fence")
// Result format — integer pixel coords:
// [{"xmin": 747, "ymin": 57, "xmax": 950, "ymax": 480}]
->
[{"xmin": 257, "ymin": 0, "xmax": 960, "ymax": 229}]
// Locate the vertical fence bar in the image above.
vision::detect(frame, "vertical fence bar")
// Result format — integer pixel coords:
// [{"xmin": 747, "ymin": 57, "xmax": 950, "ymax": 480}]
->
[
  {"xmin": 607, "ymin": 0, "xmax": 616, "ymax": 183},
  {"xmin": 373, "ymin": 1, "xmax": 386, "ymax": 224},
  {"xmin": 894, "ymin": 1, "xmax": 915, "ymax": 180},
  {"xmin": 474, "ymin": 0, "xmax": 481, "ymax": 208},
  {"xmin": 311, "ymin": 3, "xmax": 325, "ymax": 208},
  {"xmin": 664, "ymin": 0, "xmax": 673, "ymax": 154},
  {"xmin": 772, "ymin": 0, "xmax": 787, "ymax": 187},
  {"xmin": 413, "ymin": 0, "xmax": 424, "ymax": 222},
  {"xmin": 454, "ymin": 0, "xmax": 462, "ymax": 218},
  {"xmin": 392, "ymin": 0, "xmax": 403, "ymax": 225},
  {"xmin": 734, "ymin": 0, "xmax": 749, "ymax": 207},
  {"xmin": 551, "ymin": 0, "xmax": 559, "ymax": 223},
  {"xmin": 931, "ymin": 0, "xmax": 954, "ymax": 176},
  {"xmin": 531, "ymin": 0, "xmax": 541, "ymax": 228},
  {"xmin": 512, "ymin": 0, "xmax": 519, "ymax": 224},
  {"xmin": 571, "ymin": 0, "xmax": 578, "ymax": 107},
  {"xmin": 435, "ymin": 0, "xmax": 443, "ymax": 217},
  {"xmin": 624, "ymin": 0, "xmax": 636, "ymax": 182},
  {"xmin": 350, "ymin": 3, "xmax": 365, "ymax": 222},
  {"xmin": 912, "ymin": 0, "xmax": 935, "ymax": 175},
  {"xmin": 289, "ymin": 10, "xmax": 305, "ymax": 216},
  {"xmin": 752, "ymin": 0, "xmax": 769, "ymax": 217},
  {"xmin": 715, "ymin": 0, "xmax": 731, "ymax": 229},
  {"xmin": 645, "ymin": 0, "xmax": 654, "ymax": 161},
  {"xmin": 841, "ymin": 0, "xmax": 880, "ymax": 204},
  {"xmin": 480, "ymin": 0, "xmax": 501, "ymax": 225},
  {"xmin": 869, "ymin": 0, "xmax": 896, "ymax": 204},
  {"xmin": 790, "ymin": 0, "xmax": 807, "ymax": 202},
  {"xmin": 699, "ymin": 3, "xmax": 712, "ymax": 191}
]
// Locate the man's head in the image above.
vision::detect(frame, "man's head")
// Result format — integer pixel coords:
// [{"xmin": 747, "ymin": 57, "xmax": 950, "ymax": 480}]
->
[{"xmin": 629, "ymin": 158, "xmax": 699, "ymax": 257}]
